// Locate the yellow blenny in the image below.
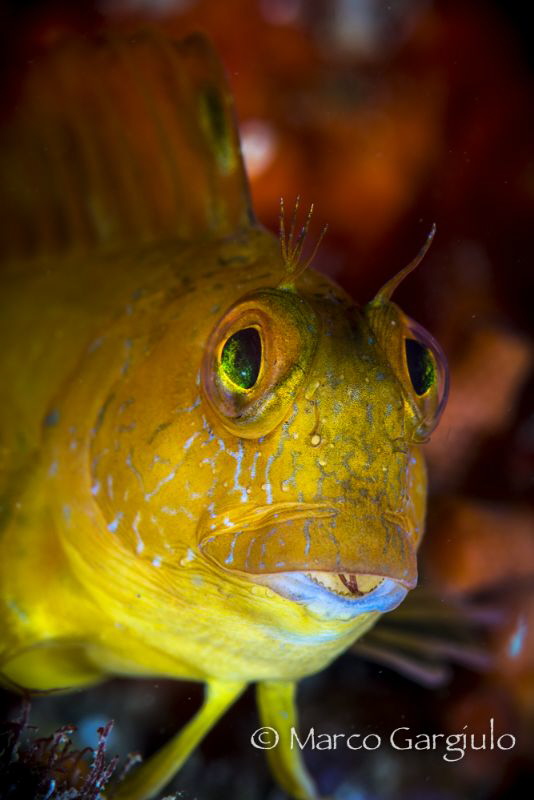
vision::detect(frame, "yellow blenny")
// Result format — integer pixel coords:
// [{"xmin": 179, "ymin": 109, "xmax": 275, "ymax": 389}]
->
[{"xmin": 0, "ymin": 31, "xmax": 448, "ymax": 800}]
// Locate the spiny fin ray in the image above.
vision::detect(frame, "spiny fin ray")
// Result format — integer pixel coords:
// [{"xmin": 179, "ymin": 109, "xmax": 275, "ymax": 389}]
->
[{"xmin": 0, "ymin": 31, "xmax": 254, "ymax": 259}]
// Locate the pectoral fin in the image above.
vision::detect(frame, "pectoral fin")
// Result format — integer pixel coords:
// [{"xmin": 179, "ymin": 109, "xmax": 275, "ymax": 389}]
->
[{"xmin": 256, "ymin": 680, "xmax": 320, "ymax": 800}]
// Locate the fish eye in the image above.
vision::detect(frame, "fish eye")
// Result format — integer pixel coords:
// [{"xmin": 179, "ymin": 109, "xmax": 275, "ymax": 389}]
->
[
  {"xmin": 220, "ymin": 327, "xmax": 262, "ymax": 390},
  {"xmin": 405, "ymin": 338, "xmax": 436, "ymax": 396},
  {"xmin": 202, "ymin": 289, "xmax": 318, "ymax": 438},
  {"xmin": 402, "ymin": 318, "xmax": 449, "ymax": 437},
  {"xmin": 363, "ymin": 299, "xmax": 449, "ymax": 440}
]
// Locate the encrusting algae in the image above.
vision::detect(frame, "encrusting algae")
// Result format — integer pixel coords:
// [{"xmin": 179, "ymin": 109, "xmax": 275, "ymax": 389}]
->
[{"xmin": 0, "ymin": 31, "xmax": 448, "ymax": 799}]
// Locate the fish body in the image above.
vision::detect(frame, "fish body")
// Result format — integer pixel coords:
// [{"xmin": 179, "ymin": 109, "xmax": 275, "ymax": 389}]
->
[{"xmin": 0, "ymin": 32, "xmax": 447, "ymax": 799}]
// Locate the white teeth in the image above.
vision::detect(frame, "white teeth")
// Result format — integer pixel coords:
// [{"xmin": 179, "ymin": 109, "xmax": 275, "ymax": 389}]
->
[
  {"xmin": 304, "ymin": 572, "xmax": 384, "ymax": 598},
  {"xmin": 348, "ymin": 574, "xmax": 384, "ymax": 594},
  {"xmin": 304, "ymin": 572, "xmax": 351, "ymax": 595}
]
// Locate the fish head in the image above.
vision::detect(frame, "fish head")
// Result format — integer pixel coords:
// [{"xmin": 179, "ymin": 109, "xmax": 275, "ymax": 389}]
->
[
  {"xmin": 197, "ymin": 264, "xmax": 448, "ymax": 621},
  {"xmin": 87, "ymin": 235, "xmax": 447, "ymax": 630}
]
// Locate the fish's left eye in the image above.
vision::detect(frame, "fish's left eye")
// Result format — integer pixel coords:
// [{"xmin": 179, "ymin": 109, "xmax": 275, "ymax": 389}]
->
[
  {"xmin": 363, "ymin": 298, "xmax": 448, "ymax": 440},
  {"xmin": 405, "ymin": 338, "xmax": 436, "ymax": 396},
  {"xmin": 220, "ymin": 328, "xmax": 262, "ymax": 390},
  {"xmin": 402, "ymin": 318, "xmax": 448, "ymax": 437}
]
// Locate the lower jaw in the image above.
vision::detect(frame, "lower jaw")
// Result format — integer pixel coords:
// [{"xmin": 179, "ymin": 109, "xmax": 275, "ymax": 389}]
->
[{"xmin": 253, "ymin": 571, "xmax": 409, "ymax": 621}]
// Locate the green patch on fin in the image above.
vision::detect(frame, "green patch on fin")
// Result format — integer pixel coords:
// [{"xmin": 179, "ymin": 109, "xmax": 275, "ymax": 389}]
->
[{"xmin": 199, "ymin": 85, "xmax": 236, "ymax": 176}]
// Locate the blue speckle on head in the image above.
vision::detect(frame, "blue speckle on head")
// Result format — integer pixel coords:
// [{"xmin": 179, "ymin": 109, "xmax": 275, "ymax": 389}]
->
[
  {"xmin": 376, "ymin": 372, "xmax": 385, "ymax": 381},
  {"xmin": 176, "ymin": 396, "xmax": 201, "ymax": 414},
  {"xmin": 144, "ymin": 468, "xmax": 177, "ymax": 501},
  {"xmin": 250, "ymin": 450, "xmax": 260, "ymax": 480},
  {"xmin": 259, "ymin": 541, "xmax": 267, "ymax": 569},
  {"xmin": 229, "ymin": 441, "xmax": 248, "ymax": 502},
  {"xmin": 184, "ymin": 432, "xmax": 200, "ymax": 451},
  {"xmin": 303, "ymin": 520, "xmax": 312, "ymax": 556},
  {"xmin": 44, "ymin": 409, "xmax": 60, "ymax": 427},
  {"xmin": 225, "ymin": 534, "xmax": 240, "ymax": 565},
  {"xmin": 107, "ymin": 512, "xmax": 123, "ymax": 533}
]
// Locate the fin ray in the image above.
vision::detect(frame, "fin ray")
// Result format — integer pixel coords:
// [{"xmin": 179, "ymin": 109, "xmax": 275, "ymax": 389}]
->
[{"xmin": 0, "ymin": 31, "xmax": 253, "ymax": 259}]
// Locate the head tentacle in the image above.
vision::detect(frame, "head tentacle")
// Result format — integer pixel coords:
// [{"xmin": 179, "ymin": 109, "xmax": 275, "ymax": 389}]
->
[{"xmin": 374, "ymin": 223, "xmax": 437, "ymax": 304}]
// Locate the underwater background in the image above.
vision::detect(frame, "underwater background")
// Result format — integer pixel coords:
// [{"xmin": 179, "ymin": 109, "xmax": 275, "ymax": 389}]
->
[{"xmin": 1, "ymin": 1, "xmax": 533, "ymax": 798}]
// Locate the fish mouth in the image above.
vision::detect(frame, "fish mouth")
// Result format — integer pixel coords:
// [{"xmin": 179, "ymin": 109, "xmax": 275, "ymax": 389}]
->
[
  {"xmin": 198, "ymin": 502, "xmax": 418, "ymax": 618},
  {"xmin": 253, "ymin": 572, "xmax": 408, "ymax": 620}
]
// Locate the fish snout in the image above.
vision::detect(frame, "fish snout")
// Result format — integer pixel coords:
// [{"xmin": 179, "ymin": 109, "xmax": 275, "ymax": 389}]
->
[{"xmin": 199, "ymin": 503, "xmax": 419, "ymax": 591}]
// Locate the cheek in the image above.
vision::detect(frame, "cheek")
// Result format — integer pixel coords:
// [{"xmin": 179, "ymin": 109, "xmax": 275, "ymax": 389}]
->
[{"xmin": 382, "ymin": 390, "xmax": 408, "ymax": 441}]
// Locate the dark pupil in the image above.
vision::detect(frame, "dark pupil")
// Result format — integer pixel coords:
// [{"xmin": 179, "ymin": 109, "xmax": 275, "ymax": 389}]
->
[
  {"xmin": 221, "ymin": 328, "xmax": 262, "ymax": 389},
  {"xmin": 405, "ymin": 338, "xmax": 436, "ymax": 395}
]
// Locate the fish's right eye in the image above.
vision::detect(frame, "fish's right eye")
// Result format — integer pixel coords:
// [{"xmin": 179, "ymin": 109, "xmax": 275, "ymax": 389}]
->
[
  {"xmin": 202, "ymin": 288, "xmax": 318, "ymax": 438},
  {"xmin": 220, "ymin": 328, "xmax": 262, "ymax": 390}
]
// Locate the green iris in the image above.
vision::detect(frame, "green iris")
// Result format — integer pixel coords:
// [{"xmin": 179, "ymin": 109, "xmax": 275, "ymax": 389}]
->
[
  {"xmin": 220, "ymin": 328, "xmax": 262, "ymax": 390},
  {"xmin": 405, "ymin": 338, "xmax": 436, "ymax": 395}
]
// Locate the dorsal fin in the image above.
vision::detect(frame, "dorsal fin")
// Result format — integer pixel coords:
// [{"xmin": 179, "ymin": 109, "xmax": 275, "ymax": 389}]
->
[{"xmin": 0, "ymin": 31, "xmax": 254, "ymax": 259}]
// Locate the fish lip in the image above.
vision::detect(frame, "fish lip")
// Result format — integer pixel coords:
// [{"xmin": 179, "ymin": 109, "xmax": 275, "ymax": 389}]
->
[
  {"xmin": 199, "ymin": 501, "xmax": 419, "ymax": 590},
  {"xmin": 253, "ymin": 572, "xmax": 409, "ymax": 620}
]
